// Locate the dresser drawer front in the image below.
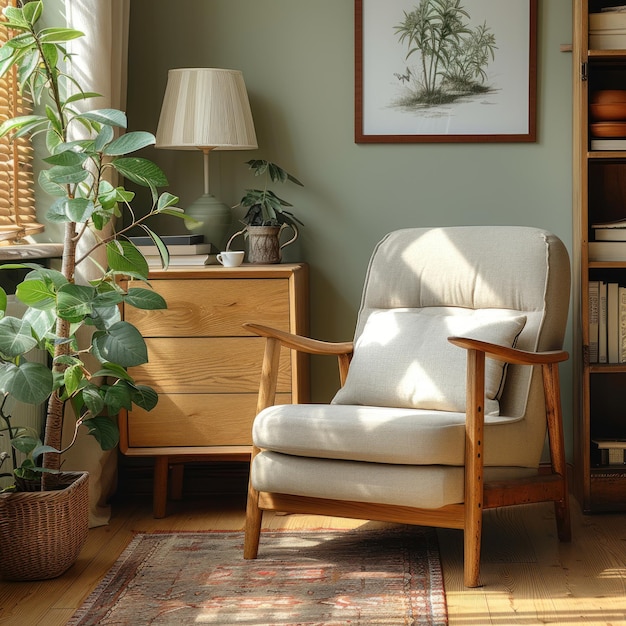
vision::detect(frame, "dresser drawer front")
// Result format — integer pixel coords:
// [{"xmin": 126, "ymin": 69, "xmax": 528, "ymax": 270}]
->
[
  {"xmin": 124, "ymin": 278, "xmax": 290, "ymax": 337},
  {"xmin": 130, "ymin": 337, "xmax": 291, "ymax": 393},
  {"xmin": 126, "ymin": 393, "xmax": 291, "ymax": 447}
]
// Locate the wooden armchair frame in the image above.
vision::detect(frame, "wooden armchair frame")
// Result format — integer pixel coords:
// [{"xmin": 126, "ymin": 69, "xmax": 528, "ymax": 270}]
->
[{"xmin": 243, "ymin": 322, "xmax": 571, "ymax": 588}]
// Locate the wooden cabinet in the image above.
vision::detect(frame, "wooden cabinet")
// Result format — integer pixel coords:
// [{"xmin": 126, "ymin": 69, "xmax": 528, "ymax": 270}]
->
[
  {"xmin": 119, "ymin": 264, "xmax": 309, "ymax": 516},
  {"xmin": 574, "ymin": 1, "xmax": 626, "ymax": 513}
]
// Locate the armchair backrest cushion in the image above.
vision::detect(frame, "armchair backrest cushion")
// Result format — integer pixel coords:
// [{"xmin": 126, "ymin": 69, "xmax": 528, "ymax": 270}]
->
[{"xmin": 332, "ymin": 227, "xmax": 570, "ymax": 420}]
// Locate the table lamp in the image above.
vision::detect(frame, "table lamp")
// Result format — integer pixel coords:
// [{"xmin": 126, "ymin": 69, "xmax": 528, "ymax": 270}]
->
[{"xmin": 156, "ymin": 68, "xmax": 257, "ymax": 249}]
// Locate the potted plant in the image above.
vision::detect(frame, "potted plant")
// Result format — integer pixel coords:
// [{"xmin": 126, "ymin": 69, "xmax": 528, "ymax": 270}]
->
[
  {"xmin": 228, "ymin": 159, "xmax": 303, "ymax": 264},
  {"xmin": 0, "ymin": 1, "xmax": 185, "ymax": 580}
]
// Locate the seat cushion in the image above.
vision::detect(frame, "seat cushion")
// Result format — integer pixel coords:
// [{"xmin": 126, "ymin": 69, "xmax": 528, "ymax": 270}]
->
[
  {"xmin": 332, "ymin": 308, "xmax": 526, "ymax": 415},
  {"xmin": 253, "ymin": 403, "xmax": 542, "ymax": 468}
]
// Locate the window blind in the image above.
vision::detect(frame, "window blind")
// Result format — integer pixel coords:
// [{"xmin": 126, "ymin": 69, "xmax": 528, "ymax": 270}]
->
[{"xmin": 0, "ymin": 0, "xmax": 44, "ymax": 244}]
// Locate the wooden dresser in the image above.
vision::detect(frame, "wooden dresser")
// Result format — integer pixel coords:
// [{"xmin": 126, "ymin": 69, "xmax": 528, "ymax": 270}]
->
[{"xmin": 119, "ymin": 263, "xmax": 309, "ymax": 516}]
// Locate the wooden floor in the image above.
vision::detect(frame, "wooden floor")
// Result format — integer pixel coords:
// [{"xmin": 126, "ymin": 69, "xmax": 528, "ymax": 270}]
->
[{"xmin": 1, "ymin": 492, "xmax": 626, "ymax": 625}]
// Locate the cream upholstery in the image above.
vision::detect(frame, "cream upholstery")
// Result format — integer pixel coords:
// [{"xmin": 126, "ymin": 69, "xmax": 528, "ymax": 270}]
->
[{"xmin": 244, "ymin": 226, "xmax": 571, "ymax": 588}]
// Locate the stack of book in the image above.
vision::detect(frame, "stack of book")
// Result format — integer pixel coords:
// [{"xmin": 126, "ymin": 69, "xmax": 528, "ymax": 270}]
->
[
  {"xmin": 588, "ymin": 280, "xmax": 626, "ymax": 363},
  {"xmin": 128, "ymin": 234, "xmax": 216, "ymax": 267},
  {"xmin": 589, "ymin": 218, "xmax": 626, "ymax": 261}
]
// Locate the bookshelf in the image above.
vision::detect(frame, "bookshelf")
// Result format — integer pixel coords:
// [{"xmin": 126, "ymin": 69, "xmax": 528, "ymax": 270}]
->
[{"xmin": 574, "ymin": 0, "xmax": 626, "ymax": 512}]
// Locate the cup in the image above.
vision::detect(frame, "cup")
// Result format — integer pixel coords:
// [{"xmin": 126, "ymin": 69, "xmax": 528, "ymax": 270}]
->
[{"xmin": 217, "ymin": 250, "xmax": 245, "ymax": 267}]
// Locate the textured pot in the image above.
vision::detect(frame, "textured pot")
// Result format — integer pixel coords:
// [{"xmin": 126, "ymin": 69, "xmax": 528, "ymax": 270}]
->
[
  {"xmin": 0, "ymin": 471, "xmax": 90, "ymax": 581},
  {"xmin": 245, "ymin": 224, "xmax": 299, "ymax": 264}
]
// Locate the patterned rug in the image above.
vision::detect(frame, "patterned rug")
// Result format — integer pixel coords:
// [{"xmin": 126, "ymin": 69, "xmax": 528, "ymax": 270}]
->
[{"xmin": 68, "ymin": 526, "xmax": 447, "ymax": 625}]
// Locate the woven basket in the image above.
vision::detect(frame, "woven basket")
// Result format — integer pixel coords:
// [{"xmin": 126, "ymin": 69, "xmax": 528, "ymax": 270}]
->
[{"xmin": 0, "ymin": 471, "xmax": 89, "ymax": 581}]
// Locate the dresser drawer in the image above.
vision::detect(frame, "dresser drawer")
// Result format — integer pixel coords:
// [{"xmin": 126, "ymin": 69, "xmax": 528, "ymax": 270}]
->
[
  {"xmin": 130, "ymin": 337, "xmax": 292, "ymax": 393},
  {"xmin": 126, "ymin": 393, "xmax": 292, "ymax": 447},
  {"xmin": 124, "ymin": 278, "xmax": 291, "ymax": 337}
]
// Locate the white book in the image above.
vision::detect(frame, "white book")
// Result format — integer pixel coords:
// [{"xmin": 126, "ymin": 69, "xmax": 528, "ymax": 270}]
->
[
  {"xmin": 589, "ymin": 280, "xmax": 600, "ymax": 363},
  {"xmin": 145, "ymin": 254, "xmax": 209, "ymax": 267},
  {"xmin": 599, "ymin": 281, "xmax": 608, "ymax": 363},
  {"xmin": 620, "ymin": 287, "xmax": 626, "ymax": 363},
  {"xmin": 591, "ymin": 217, "xmax": 626, "ymax": 229},
  {"xmin": 591, "ymin": 139, "xmax": 626, "ymax": 151},
  {"xmin": 594, "ymin": 228, "xmax": 626, "ymax": 241},
  {"xmin": 589, "ymin": 241, "xmax": 626, "ymax": 261},
  {"xmin": 608, "ymin": 282, "xmax": 620, "ymax": 363}
]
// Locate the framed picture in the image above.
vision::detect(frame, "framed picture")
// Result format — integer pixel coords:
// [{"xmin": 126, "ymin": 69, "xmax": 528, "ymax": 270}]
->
[{"xmin": 355, "ymin": 0, "xmax": 537, "ymax": 143}]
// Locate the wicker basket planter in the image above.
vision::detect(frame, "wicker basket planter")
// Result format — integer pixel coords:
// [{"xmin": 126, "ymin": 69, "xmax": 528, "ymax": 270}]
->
[{"xmin": 0, "ymin": 471, "xmax": 90, "ymax": 581}]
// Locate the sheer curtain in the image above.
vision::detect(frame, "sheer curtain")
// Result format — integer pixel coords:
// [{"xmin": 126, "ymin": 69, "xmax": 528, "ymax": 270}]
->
[{"xmin": 60, "ymin": 0, "xmax": 131, "ymax": 527}]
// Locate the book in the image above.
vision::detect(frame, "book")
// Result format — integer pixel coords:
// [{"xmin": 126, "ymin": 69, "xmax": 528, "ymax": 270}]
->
[
  {"xmin": 620, "ymin": 286, "xmax": 626, "ymax": 362},
  {"xmin": 591, "ymin": 217, "xmax": 626, "ymax": 229},
  {"xmin": 590, "ymin": 139, "xmax": 626, "ymax": 151},
  {"xmin": 128, "ymin": 234, "xmax": 205, "ymax": 246},
  {"xmin": 589, "ymin": 280, "xmax": 600, "ymax": 363},
  {"xmin": 594, "ymin": 228, "xmax": 626, "ymax": 241},
  {"xmin": 599, "ymin": 281, "xmax": 608, "ymax": 363},
  {"xmin": 136, "ymin": 243, "xmax": 214, "ymax": 256},
  {"xmin": 608, "ymin": 282, "xmax": 620, "ymax": 363},
  {"xmin": 588, "ymin": 241, "xmax": 626, "ymax": 261},
  {"xmin": 145, "ymin": 254, "xmax": 209, "ymax": 267}
]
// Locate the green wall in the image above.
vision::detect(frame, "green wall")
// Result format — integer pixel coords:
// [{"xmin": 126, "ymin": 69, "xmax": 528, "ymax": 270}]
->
[{"xmin": 127, "ymin": 1, "xmax": 574, "ymax": 454}]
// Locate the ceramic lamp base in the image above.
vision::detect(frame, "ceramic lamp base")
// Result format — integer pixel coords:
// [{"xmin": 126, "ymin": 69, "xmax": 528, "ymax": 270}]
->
[{"xmin": 185, "ymin": 193, "xmax": 232, "ymax": 250}]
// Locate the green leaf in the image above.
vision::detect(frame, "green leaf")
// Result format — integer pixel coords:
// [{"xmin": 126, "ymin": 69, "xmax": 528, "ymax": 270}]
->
[
  {"xmin": 94, "ymin": 125, "xmax": 114, "ymax": 152},
  {"xmin": 125, "ymin": 287, "xmax": 166, "ymax": 310},
  {"xmin": 92, "ymin": 290, "xmax": 124, "ymax": 308},
  {"xmin": 82, "ymin": 415, "xmax": 119, "ymax": 450},
  {"xmin": 104, "ymin": 131, "xmax": 155, "ymax": 156},
  {"xmin": 92, "ymin": 321, "xmax": 148, "ymax": 367},
  {"xmin": 80, "ymin": 384, "xmax": 105, "ymax": 416},
  {"xmin": 11, "ymin": 435, "xmax": 40, "ymax": 455},
  {"xmin": 57, "ymin": 284, "xmax": 96, "ymax": 322},
  {"xmin": 106, "ymin": 240, "xmax": 149, "ymax": 277},
  {"xmin": 103, "ymin": 380, "xmax": 133, "ymax": 413},
  {"xmin": 22, "ymin": 307, "xmax": 55, "ymax": 341},
  {"xmin": 16, "ymin": 279, "xmax": 56, "ymax": 310},
  {"xmin": 64, "ymin": 197, "xmax": 94, "ymax": 223},
  {"xmin": 80, "ymin": 108, "xmax": 127, "ymax": 128},
  {"xmin": 131, "ymin": 384, "xmax": 159, "ymax": 411},
  {"xmin": 92, "ymin": 362, "xmax": 133, "ymax": 382},
  {"xmin": 43, "ymin": 150, "xmax": 87, "ymax": 166},
  {"xmin": 38, "ymin": 27, "xmax": 84, "ymax": 44},
  {"xmin": 0, "ymin": 317, "xmax": 37, "ymax": 357},
  {"xmin": 112, "ymin": 157, "xmax": 168, "ymax": 188},
  {"xmin": 6, "ymin": 361, "xmax": 53, "ymax": 404},
  {"xmin": 63, "ymin": 364, "xmax": 84, "ymax": 396},
  {"xmin": 22, "ymin": 1, "xmax": 43, "ymax": 24},
  {"xmin": 46, "ymin": 163, "xmax": 90, "ymax": 185},
  {"xmin": 0, "ymin": 115, "xmax": 46, "ymax": 139},
  {"xmin": 0, "ymin": 286, "xmax": 7, "ymax": 315}
]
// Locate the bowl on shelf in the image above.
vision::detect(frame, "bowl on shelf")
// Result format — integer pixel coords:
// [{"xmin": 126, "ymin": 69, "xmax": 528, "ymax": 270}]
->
[
  {"xmin": 591, "ymin": 89, "xmax": 626, "ymax": 105},
  {"xmin": 589, "ymin": 122, "xmax": 626, "ymax": 138},
  {"xmin": 590, "ymin": 102, "xmax": 626, "ymax": 121}
]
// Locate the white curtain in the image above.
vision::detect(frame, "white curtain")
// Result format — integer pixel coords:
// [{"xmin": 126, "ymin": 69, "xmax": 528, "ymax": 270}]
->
[{"xmin": 60, "ymin": 0, "xmax": 130, "ymax": 527}]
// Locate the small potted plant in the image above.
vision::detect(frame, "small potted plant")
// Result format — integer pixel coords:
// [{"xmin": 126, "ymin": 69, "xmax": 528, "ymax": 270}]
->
[
  {"xmin": 0, "ymin": 1, "xmax": 186, "ymax": 580},
  {"xmin": 229, "ymin": 160, "xmax": 303, "ymax": 263}
]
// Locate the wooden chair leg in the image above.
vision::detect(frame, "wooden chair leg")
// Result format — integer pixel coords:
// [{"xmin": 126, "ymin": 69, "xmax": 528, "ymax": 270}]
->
[
  {"xmin": 244, "ymin": 481, "xmax": 262, "ymax": 559},
  {"xmin": 153, "ymin": 456, "xmax": 169, "ymax": 519},
  {"xmin": 542, "ymin": 362, "xmax": 572, "ymax": 543}
]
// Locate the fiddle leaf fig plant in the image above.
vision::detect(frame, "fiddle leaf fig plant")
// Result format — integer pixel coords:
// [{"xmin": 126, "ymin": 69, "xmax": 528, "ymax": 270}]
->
[{"xmin": 0, "ymin": 0, "xmax": 186, "ymax": 492}]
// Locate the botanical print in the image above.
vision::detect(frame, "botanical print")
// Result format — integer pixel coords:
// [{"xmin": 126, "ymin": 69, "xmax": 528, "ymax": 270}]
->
[{"xmin": 361, "ymin": 0, "xmax": 532, "ymax": 137}]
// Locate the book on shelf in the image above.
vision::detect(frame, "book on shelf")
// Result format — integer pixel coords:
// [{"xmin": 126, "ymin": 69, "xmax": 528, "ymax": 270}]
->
[
  {"xmin": 128, "ymin": 234, "xmax": 205, "ymax": 246},
  {"xmin": 591, "ymin": 217, "xmax": 626, "ymax": 229},
  {"xmin": 621, "ymin": 286, "xmax": 626, "ymax": 363},
  {"xmin": 599, "ymin": 281, "xmax": 608, "ymax": 363},
  {"xmin": 594, "ymin": 228, "xmax": 626, "ymax": 241},
  {"xmin": 588, "ymin": 241, "xmax": 626, "ymax": 261},
  {"xmin": 136, "ymin": 243, "xmax": 214, "ymax": 256},
  {"xmin": 590, "ymin": 139, "xmax": 626, "ymax": 151},
  {"xmin": 145, "ymin": 254, "xmax": 210, "ymax": 267},
  {"xmin": 589, "ymin": 280, "xmax": 600, "ymax": 363},
  {"xmin": 608, "ymin": 282, "xmax": 619, "ymax": 363}
]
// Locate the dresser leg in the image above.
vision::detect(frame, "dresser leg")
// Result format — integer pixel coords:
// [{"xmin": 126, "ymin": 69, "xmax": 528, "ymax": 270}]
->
[{"xmin": 153, "ymin": 456, "xmax": 169, "ymax": 518}]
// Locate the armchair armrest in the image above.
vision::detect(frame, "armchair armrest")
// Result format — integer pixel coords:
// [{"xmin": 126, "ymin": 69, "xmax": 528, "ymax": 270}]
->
[
  {"xmin": 243, "ymin": 323, "xmax": 354, "ymax": 412},
  {"xmin": 447, "ymin": 336, "xmax": 568, "ymax": 365}
]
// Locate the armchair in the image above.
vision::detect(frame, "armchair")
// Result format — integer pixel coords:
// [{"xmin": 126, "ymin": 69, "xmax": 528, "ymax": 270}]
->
[{"xmin": 243, "ymin": 226, "xmax": 571, "ymax": 587}]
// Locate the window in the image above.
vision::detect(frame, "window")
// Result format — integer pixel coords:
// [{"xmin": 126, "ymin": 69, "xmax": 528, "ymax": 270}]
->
[{"xmin": 0, "ymin": 0, "xmax": 43, "ymax": 244}]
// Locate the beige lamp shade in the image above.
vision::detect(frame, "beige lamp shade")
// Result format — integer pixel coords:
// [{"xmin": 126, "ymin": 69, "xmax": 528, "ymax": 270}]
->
[{"xmin": 156, "ymin": 68, "xmax": 257, "ymax": 150}]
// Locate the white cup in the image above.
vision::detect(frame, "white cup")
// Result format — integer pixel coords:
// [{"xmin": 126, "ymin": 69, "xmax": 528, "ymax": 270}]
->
[{"xmin": 217, "ymin": 250, "xmax": 245, "ymax": 267}]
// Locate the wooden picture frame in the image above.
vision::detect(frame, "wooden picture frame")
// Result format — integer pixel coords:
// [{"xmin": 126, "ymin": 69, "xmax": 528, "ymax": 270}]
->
[{"xmin": 355, "ymin": 0, "xmax": 538, "ymax": 143}]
